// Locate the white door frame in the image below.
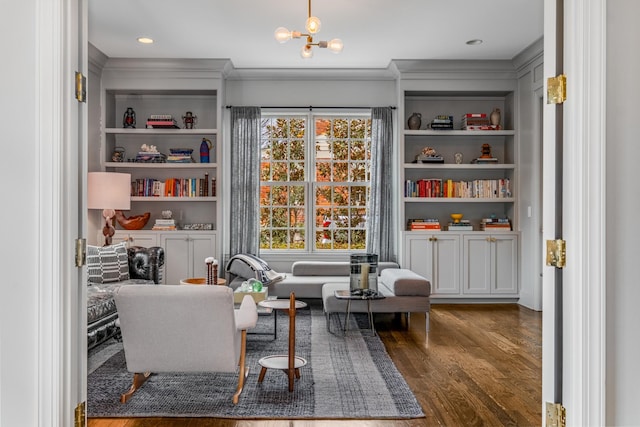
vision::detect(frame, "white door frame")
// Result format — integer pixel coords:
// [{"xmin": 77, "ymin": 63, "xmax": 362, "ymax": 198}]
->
[
  {"xmin": 31, "ymin": 0, "xmax": 609, "ymax": 424},
  {"xmin": 542, "ymin": 0, "xmax": 607, "ymax": 425},
  {"xmin": 36, "ymin": 0, "xmax": 87, "ymax": 425}
]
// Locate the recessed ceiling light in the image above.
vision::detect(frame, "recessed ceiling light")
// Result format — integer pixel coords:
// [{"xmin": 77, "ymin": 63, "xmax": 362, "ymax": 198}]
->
[
  {"xmin": 137, "ymin": 37, "xmax": 154, "ymax": 44},
  {"xmin": 466, "ymin": 39, "xmax": 483, "ymax": 46}
]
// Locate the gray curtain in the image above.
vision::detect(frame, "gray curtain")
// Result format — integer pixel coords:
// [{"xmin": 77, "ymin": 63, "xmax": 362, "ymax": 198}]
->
[
  {"xmin": 366, "ymin": 107, "xmax": 395, "ymax": 261},
  {"xmin": 229, "ymin": 107, "xmax": 261, "ymax": 257}
]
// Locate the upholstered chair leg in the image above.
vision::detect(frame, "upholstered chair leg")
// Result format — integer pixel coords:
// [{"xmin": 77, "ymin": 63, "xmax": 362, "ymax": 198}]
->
[
  {"xmin": 233, "ymin": 330, "xmax": 250, "ymax": 404},
  {"xmin": 120, "ymin": 371, "xmax": 151, "ymax": 403}
]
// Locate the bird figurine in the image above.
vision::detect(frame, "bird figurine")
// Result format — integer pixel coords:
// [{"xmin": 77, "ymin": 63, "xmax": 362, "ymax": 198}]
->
[{"xmin": 115, "ymin": 211, "xmax": 150, "ymax": 230}]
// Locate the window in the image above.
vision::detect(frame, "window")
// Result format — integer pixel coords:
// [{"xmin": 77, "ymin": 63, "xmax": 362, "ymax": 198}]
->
[{"xmin": 260, "ymin": 113, "xmax": 372, "ymax": 252}]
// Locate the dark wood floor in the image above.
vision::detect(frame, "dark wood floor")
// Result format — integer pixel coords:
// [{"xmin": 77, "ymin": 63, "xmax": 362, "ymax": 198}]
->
[{"xmin": 88, "ymin": 303, "xmax": 542, "ymax": 427}]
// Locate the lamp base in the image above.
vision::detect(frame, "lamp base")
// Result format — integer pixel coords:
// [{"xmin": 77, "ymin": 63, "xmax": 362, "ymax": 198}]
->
[{"xmin": 102, "ymin": 209, "xmax": 116, "ymax": 246}]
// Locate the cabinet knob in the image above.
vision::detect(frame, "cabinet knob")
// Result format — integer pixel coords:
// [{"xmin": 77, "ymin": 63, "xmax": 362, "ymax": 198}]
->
[
  {"xmin": 429, "ymin": 237, "xmax": 437, "ymax": 242},
  {"xmin": 486, "ymin": 237, "xmax": 492, "ymax": 242}
]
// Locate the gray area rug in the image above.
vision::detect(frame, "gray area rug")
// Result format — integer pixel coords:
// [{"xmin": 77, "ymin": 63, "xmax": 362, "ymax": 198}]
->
[{"xmin": 87, "ymin": 301, "xmax": 424, "ymax": 419}]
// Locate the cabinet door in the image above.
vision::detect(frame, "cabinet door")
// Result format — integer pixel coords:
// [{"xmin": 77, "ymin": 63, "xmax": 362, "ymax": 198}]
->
[
  {"xmin": 492, "ymin": 234, "xmax": 518, "ymax": 294},
  {"xmin": 431, "ymin": 234, "xmax": 460, "ymax": 295},
  {"xmin": 111, "ymin": 231, "xmax": 158, "ymax": 247},
  {"xmin": 189, "ymin": 234, "xmax": 216, "ymax": 280},
  {"xmin": 404, "ymin": 233, "xmax": 460, "ymax": 295},
  {"xmin": 161, "ymin": 234, "xmax": 192, "ymax": 285},
  {"xmin": 462, "ymin": 235, "xmax": 492, "ymax": 294}
]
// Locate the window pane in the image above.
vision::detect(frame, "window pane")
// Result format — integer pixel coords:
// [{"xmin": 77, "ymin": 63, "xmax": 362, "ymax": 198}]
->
[{"xmin": 261, "ymin": 114, "xmax": 371, "ymax": 252}]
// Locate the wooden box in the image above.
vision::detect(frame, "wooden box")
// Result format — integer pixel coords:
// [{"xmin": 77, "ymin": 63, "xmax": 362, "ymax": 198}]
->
[{"xmin": 233, "ymin": 288, "xmax": 268, "ymax": 304}]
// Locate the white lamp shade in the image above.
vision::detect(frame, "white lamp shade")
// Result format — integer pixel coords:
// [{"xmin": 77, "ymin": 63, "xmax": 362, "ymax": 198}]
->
[{"xmin": 88, "ymin": 172, "xmax": 131, "ymax": 210}]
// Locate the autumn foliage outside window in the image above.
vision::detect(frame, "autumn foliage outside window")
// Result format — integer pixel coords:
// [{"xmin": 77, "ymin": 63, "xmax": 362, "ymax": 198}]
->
[{"xmin": 260, "ymin": 114, "xmax": 371, "ymax": 251}]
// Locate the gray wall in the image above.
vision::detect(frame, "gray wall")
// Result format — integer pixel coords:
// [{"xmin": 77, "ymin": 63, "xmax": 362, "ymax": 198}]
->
[
  {"xmin": 515, "ymin": 43, "xmax": 544, "ymax": 311},
  {"xmin": 1, "ymin": 0, "xmax": 39, "ymax": 424},
  {"xmin": 606, "ymin": 0, "xmax": 640, "ymax": 424}
]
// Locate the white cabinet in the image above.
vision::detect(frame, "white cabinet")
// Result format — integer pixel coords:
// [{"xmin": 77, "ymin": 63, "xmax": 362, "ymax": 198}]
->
[
  {"xmin": 462, "ymin": 233, "xmax": 518, "ymax": 296},
  {"xmin": 160, "ymin": 232, "xmax": 217, "ymax": 285},
  {"xmin": 112, "ymin": 230, "xmax": 159, "ymax": 247},
  {"xmin": 404, "ymin": 232, "xmax": 460, "ymax": 295}
]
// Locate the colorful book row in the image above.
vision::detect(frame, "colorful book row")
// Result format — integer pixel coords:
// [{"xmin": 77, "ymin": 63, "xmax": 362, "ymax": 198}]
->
[{"xmin": 405, "ymin": 178, "xmax": 512, "ymax": 198}]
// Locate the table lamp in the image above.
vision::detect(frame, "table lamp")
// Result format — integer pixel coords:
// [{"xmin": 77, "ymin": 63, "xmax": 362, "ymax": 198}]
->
[{"xmin": 88, "ymin": 172, "xmax": 131, "ymax": 246}]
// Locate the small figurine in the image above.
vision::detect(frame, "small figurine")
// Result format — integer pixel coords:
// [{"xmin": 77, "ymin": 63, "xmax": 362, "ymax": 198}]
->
[
  {"xmin": 480, "ymin": 143, "xmax": 493, "ymax": 158},
  {"xmin": 123, "ymin": 107, "xmax": 136, "ymax": 128},
  {"xmin": 454, "ymin": 152, "xmax": 463, "ymax": 164},
  {"xmin": 182, "ymin": 111, "xmax": 197, "ymax": 129}
]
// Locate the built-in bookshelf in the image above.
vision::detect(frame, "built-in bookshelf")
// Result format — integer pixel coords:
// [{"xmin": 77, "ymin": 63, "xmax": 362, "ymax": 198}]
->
[
  {"xmin": 401, "ymin": 92, "xmax": 516, "ymax": 231},
  {"xmin": 102, "ymin": 89, "xmax": 220, "ymax": 230},
  {"xmin": 398, "ymin": 86, "xmax": 519, "ymax": 299}
]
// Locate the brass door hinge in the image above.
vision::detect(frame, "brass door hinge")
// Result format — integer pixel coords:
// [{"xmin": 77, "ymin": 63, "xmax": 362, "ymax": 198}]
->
[
  {"xmin": 546, "ymin": 402, "xmax": 566, "ymax": 427},
  {"xmin": 75, "ymin": 238, "xmax": 86, "ymax": 267},
  {"xmin": 547, "ymin": 74, "xmax": 566, "ymax": 104},
  {"xmin": 546, "ymin": 239, "xmax": 566, "ymax": 268},
  {"xmin": 75, "ymin": 72, "xmax": 86, "ymax": 103},
  {"xmin": 74, "ymin": 401, "xmax": 86, "ymax": 427}
]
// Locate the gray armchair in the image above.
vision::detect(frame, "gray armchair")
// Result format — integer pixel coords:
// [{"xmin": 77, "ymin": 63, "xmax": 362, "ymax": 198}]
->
[{"xmin": 114, "ymin": 285, "xmax": 258, "ymax": 404}]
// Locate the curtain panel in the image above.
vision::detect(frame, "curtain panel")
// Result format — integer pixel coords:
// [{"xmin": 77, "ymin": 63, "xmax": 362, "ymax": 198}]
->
[
  {"xmin": 229, "ymin": 107, "xmax": 261, "ymax": 258},
  {"xmin": 366, "ymin": 107, "xmax": 395, "ymax": 262}
]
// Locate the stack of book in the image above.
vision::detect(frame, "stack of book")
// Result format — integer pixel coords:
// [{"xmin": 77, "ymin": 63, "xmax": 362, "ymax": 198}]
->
[
  {"xmin": 461, "ymin": 113, "xmax": 494, "ymax": 130},
  {"xmin": 480, "ymin": 218, "xmax": 512, "ymax": 231},
  {"xmin": 152, "ymin": 218, "xmax": 177, "ymax": 231},
  {"xmin": 471, "ymin": 157, "xmax": 499, "ymax": 164},
  {"xmin": 134, "ymin": 151, "xmax": 165, "ymax": 163},
  {"xmin": 448, "ymin": 219, "xmax": 473, "ymax": 231},
  {"xmin": 407, "ymin": 218, "xmax": 441, "ymax": 231},
  {"xmin": 166, "ymin": 148, "xmax": 194, "ymax": 163},
  {"xmin": 429, "ymin": 115, "xmax": 453, "ymax": 130},
  {"xmin": 146, "ymin": 114, "xmax": 179, "ymax": 129}
]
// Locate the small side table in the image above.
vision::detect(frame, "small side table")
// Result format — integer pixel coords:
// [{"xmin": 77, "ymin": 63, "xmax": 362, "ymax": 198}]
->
[
  {"xmin": 257, "ymin": 294, "xmax": 308, "ymax": 392},
  {"xmin": 179, "ymin": 277, "xmax": 227, "ymax": 286},
  {"xmin": 333, "ymin": 290, "xmax": 386, "ymax": 336},
  {"xmin": 258, "ymin": 298, "xmax": 307, "ymax": 340}
]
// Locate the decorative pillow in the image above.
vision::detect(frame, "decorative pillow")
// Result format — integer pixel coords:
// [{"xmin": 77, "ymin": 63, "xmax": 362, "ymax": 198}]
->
[{"xmin": 86, "ymin": 242, "xmax": 130, "ymax": 284}]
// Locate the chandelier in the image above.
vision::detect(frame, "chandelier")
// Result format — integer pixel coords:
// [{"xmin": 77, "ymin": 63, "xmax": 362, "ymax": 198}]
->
[{"xmin": 274, "ymin": 0, "xmax": 343, "ymax": 59}]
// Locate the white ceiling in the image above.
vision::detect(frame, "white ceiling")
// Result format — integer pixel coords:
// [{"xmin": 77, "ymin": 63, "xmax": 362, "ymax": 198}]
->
[{"xmin": 88, "ymin": 0, "xmax": 544, "ymax": 69}]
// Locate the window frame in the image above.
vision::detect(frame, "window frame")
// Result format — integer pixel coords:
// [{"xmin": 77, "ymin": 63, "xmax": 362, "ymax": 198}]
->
[{"xmin": 259, "ymin": 110, "xmax": 372, "ymax": 255}]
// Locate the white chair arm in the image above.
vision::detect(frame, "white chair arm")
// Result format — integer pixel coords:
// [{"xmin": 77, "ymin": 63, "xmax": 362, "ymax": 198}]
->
[{"xmin": 234, "ymin": 295, "xmax": 258, "ymax": 330}]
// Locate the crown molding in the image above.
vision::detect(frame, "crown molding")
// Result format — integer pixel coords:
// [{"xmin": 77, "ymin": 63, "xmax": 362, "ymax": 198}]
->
[{"xmin": 224, "ymin": 66, "xmax": 397, "ymax": 81}]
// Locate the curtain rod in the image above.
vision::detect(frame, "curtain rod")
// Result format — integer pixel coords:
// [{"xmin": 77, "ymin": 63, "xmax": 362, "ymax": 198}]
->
[{"xmin": 225, "ymin": 105, "xmax": 396, "ymax": 110}]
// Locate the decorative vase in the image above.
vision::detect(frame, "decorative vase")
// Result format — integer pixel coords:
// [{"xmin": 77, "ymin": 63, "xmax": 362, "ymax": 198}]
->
[
  {"xmin": 199, "ymin": 138, "xmax": 212, "ymax": 163},
  {"xmin": 407, "ymin": 113, "xmax": 422, "ymax": 130},
  {"xmin": 490, "ymin": 108, "xmax": 501, "ymax": 127}
]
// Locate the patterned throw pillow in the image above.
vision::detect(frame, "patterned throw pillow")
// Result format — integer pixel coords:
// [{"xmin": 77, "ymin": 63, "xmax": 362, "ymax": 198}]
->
[{"xmin": 86, "ymin": 242, "xmax": 130, "ymax": 284}]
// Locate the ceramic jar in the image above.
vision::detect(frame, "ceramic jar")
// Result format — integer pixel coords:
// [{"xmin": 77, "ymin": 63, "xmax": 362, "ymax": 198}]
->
[
  {"xmin": 407, "ymin": 113, "xmax": 422, "ymax": 130},
  {"xmin": 490, "ymin": 108, "xmax": 501, "ymax": 127}
]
